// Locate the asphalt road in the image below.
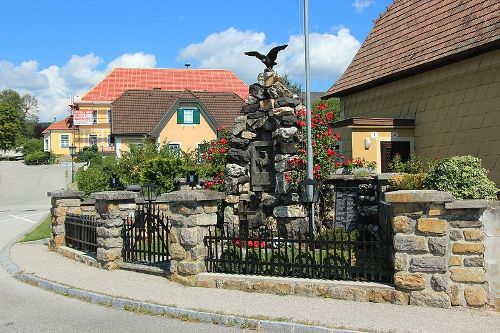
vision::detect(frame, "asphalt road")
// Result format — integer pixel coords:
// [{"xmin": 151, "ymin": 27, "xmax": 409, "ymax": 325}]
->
[{"xmin": 0, "ymin": 162, "xmax": 248, "ymax": 333}]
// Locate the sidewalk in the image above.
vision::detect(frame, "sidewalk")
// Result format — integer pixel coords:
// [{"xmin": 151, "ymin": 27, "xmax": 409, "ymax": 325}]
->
[{"xmin": 9, "ymin": 242, "xmax": 500, "ymax": 333}]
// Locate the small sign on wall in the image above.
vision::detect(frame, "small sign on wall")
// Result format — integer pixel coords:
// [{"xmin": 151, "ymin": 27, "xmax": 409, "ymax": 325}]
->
[{"xmin": 371, "ymin": 132, "xmax": 378, "ymax": 138}]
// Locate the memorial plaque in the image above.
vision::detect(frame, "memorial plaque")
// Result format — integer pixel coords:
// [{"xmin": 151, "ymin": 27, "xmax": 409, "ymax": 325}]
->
[
  {"xmin": 334, "ymin": 185, "xmax": 359, "ymax": 227},
  {"xmin": 250, "ymin": 141, "xmax": 275, "ymax": 191}
]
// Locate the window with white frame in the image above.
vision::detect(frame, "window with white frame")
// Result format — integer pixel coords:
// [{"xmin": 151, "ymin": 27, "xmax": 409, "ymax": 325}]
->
[
  {"xmin": 89, "ymin": 134, "xmax": 98, "ymax": 147},
  {"xmin": 44, "ymin": 138, "xmax": 49, "ymax": 151},
  {"xmin": 107, "ymin": 135, "xmax": 113, "ymax": 147},
  {"xmin": 60, "ymin": 135, "xmax": 69, "ymax": 148},
  {"xmin": 168, "ymin": 143, "xmax": 181, "ymax": 157},
  {"xmin": 92, "ymin": 110, "xmax": 98, "ymax": 124},
  {"xmin": 107, "ymin": 110, "xmax": 111, "ymax": 124}
]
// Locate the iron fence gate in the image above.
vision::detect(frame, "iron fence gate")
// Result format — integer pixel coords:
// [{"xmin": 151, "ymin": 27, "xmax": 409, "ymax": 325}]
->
[
  {"xmin": 65, "ymin": 214, "xmax": 98, "ymax": 253},
  {"xmin": 122, "ymin": 203, "xmax": 170, "ymax": 266}
]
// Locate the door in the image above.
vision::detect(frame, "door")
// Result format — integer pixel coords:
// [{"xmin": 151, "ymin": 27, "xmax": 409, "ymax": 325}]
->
[{"xmin": 380, "ymin": 141, "xmax": 411, "ymax": 173}]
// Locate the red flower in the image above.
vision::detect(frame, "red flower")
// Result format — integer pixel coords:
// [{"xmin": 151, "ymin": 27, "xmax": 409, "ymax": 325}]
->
[
  {"xmin": 335, "ymin": 161, "xmax": 341, "ymax": 168},
  {"xmin": 234, "ymin": 239, "xmax": 241, "ymax": 247},
  {"xmin": 327, "ymin": 148, "xmax": 335, "ymax": 156},
  {"xmin": 284, "ymin": 172, "xmax": 292, "ymax": 183},
  {"xmin": 206, "ymin": 181, "xmax": 214, "ymax": 188},
  {"xmin": 326, "ymin": 112, "xmax": 334, "ymax": 120},
  {"xmin": 219, "ymin": 138, "xmax": 228, "ymax": 144},
  {"xmin": 334, "ymin": 133, "xmax": 342, "ymax": 141},
  {"xmin": 315, "ymin": 133, "xmax": 320, "ymax": 139},
  {"xmin": 219, "ymin": 147, "xmax": 227, "ymax": 154},
  {"xmin": 318, "ymin": 103, "xmax": 327, "ymax": 111},
  {"xmin": 297, "ymin": 120, "xmax": 306, "ymax": 127}
]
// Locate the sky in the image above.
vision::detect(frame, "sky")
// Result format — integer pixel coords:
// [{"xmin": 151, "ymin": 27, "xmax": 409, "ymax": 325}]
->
[{"xmin": 0, "ymin": 0, "xmax": 393, "ymax": 122}]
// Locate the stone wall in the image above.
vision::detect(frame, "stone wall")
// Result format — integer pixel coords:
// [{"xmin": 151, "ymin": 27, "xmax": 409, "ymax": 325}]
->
[
  {"xmin": 483, "ymin": 201, "xmax": 500, "ymax": 308},
  {"xmin": 385, "ymin": 190, "xmax": 494, "ymax": 309},
  {"xmin": 339, "ymin": 49, "xmax": 500, "ymax": 185},
  {"xmin": 225, "ymin": 69, "xmax": 307, "ymax": 236},
  {"xmin": 47, "ymin": 189, "xmax": 84, "ymax": 249},
  {"xmin": 156, "ymin": 190, "xmax": 224, "ymax": 286}
]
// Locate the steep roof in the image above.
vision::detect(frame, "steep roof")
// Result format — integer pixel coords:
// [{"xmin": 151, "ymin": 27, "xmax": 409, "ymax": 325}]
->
[
  {"xmin": 325, "ymin": 0, "xmax": 500, "ymax": 98},
  {"xmin": 82, "ymin": 68, "xmax": 249, "ymax": 102},
  {"xmin": 42, "ymin": 116, "xmax": 73, "ymax": 134},
  {"xmin": 111, "ymin": 89, "xmax": 245, "ymax": 135}
]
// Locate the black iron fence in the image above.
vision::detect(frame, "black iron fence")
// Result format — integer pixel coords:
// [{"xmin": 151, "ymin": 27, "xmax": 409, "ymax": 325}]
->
[
  {"xmin": 204, "ymin": 221, "xmax": 393, "ymax": 282},
  {"xmin": 122, "ymin": 204, "xmax": 170, "ymax": 266},
  {"xmin": 65, "ymin": 213, "xmax": 98, "ymax": 253}
]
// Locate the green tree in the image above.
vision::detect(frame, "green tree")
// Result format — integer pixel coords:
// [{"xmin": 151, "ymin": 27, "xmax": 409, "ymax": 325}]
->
[
  {"xmin": 0, "ymin": 103, "xmax": 23, "ymax": 150},
  {"xmin": 277, "ymin": 73, "xmax": 302, "ymax": 96},
  {"xmin": 0, "ymin": 89, "xmax": 39, "ymax": 139}
]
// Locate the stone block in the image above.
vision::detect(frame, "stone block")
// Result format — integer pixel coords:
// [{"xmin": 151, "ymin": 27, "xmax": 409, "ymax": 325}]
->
[
  {"xmin": 259, "ymin": 98, "xmax": 275, "ymax": 111},
  {"xmin": 464, "ymin": 287, "xmax": 487, "ymax": 307},
  {"xmin": 369, "ymin": 289, "xmax": 409, "ymax": 305},
  {"xmin": 97, "ymin": 237, "xmax": 123, "ymax": 249},
  {"xmin": 180, "ymin": 228, "xmax": 201, "ymax": 247},
  {"xmin": 169, "ymin": 243, "xmax": 186, "ymax": 260},
  {"xmin": 190, "ymin": 245, "xmax": 207, "ymax": 260},
  {"xmin": 449, "ymin": 220, "xmax": 482, "ymax": 228},
  {"xmin": 170, "ymin": 273, "xmax": 198, "ymax": 287},
  {"xmin": 430, "ymin": 274, "xmax": 449, "ymax": 292},
  {"xmin": 196, "ymin": 276, "xmax": 216, "ymax": 289},
  {"xmin": 97, "ymin": 248, "xmax": 122, "ymax": 262},
  {"xmin": 392, "ymin": 203, "xmax": 425, "ymax": 216},
  {"xmin": 52, "ymin": 224, "xmax": 65, "ymax": 235},
  {"xmin": 177, "ymin": 260, "xmax": 205, "ymax": 275},
  {"xmin": 223, "ymin": 279, "xmax": 254, "ymax": 293},
  {"xmin": 392, "ymin": 216, "xmax": 414, "ymax": 233},
  {"xmin": 394, "ymin": 235, "xmax": 428, "ymax": 252},
  {"xmin": 169, "ymin": 202, "xmax": 204, "ymax": 216},
  {"xmin": 463, "ymin": 229, "xmax": 484, "ymax": 241},
  {"xmin": 96, "ymin": 226, "xmax": 122, "ymax": 238},
  {"xmin": 464, "ymin": 256, "xmax": 484, "ymax": 267},
  {"xmin": 273, "ymin": 205, "xmax": 306, "ymax": 218},
  {"xmin": 449, "ymin": 284, "xmax": 461, "ymax": 306},
  {"xmin": 224, "ymin": 206, "xmax": 238, "ymax": 225},
  {"xmin": 52, "ymin": 206, "xmax": 66, "ymax": 217},
  {"xmin": 385, "ymin": 190, "xmax": 453, "ymax": 203},
  {"xmin": 428, "ymin": 204, "xmax": 445, "ymax": 216},
  {"xmin": 409, "ymin": 257, "xmax": 447, "ymax": 273},
  {"xmin": 157, "ymin": 190, "xmax": 225, "ymax": 203},
  {"xmin": 428, "ymin": 237, "xmax": 447, "ymax": 256},
  {"xmin": 55, "ymin": 198, "xmax": 82, "ymax": 207},
  {"xmin": 325, "ymin": 287, "xmax": 369, "ymax": 302},
  {"xmin": 103, "ymin": 218, "xmax": 124, "ymax": 228},
  {"xmin": 410, "ymin": 291, "xmax": 451, "ymax": 308},
  {"xmin": 203, "ymin": 202, "xmax": 218, "ymax": 214},
  {"xmin": 417, "ymin": 218, "xmax": 447, "ymax": 236},
  {"xmin": 118, "ymin": 203, "xmax": 136, "ymax": 211},
  {"xmin": 394, "ymin": 273, "xmax": 426, "ymax": 290},
  {"xmin": 66, "ymin": 207, "xmax": 82, "ymax": 215},
  {"xmin": 449, "ymin": 256, "xmax": 463, "ymax": 266},
  {"xmin": 450, "ymin": 268, "xmax": 486, "ymax": 283},
  {"xmin": 452, "ymin": 243, "xmax": 484, "ymax": 255},
  {"xmin": 394, "ymin": 253, "xmax": 408, "ymax": 271},
  {"xmin": 449, "ymin": 229, "xmax": 463, "ymax": 241},
  {"xmin": 52, "ymin": 235, "xmax": 65, "ymax": 247},
  {"xmin": 226, "ymin": 164, "xmax": 246, "ymax": 177},
  {"xmin": 225, "ymin": 195, "xmax": 239, "ymax": 204}
]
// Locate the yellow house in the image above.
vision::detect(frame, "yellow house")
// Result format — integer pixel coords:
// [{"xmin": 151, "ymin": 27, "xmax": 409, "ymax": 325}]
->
[
  {"xmin": 323, "ymin": 0, "xmax": 500, "ymax": 184},
  {"xmin": 42, "ymin": 67, "xmax": 248, "ymax": 157},
  {"xmin": 42, "ymin": 117, "xmax": 74, "ymax": 157},
  {"xmin": 111, "ymin": 89, "xmax": 245, "ymax": 156}
]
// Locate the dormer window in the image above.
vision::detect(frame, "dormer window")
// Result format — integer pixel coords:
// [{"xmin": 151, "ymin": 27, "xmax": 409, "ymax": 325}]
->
[{"xmin": 177, "ymin": 107, "xmax": 200, "ymax": 125}]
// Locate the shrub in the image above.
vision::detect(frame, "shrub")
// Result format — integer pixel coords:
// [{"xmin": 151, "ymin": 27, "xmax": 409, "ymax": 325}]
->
[
  {"xmin": 75, "ymin": 146, "xmax": 101, "ymax": 163},
  {"xmin": 76, "ymin": 166, "xmax": 110, "ymax": 195},
  {"xmin": 423, "ymin": 156, "xmax": 498, "ymax": 199},
  {"xmin": 21, "ymin": 138, "xmax": 44, "ymax": 155},
  {"xmin": 24, "ymin": 151, "xmax": 51, "ymax": 165},
  {"xmin": 389, "ymin": 173, "xmax": 427, "ymax": 190},
  {"xmin": 140, "ymin": 157, "xmax": 186, "ymax": 193},
  {"xmin": 388, "ymin": 154, "xmax": 437, "ymax": 174}
]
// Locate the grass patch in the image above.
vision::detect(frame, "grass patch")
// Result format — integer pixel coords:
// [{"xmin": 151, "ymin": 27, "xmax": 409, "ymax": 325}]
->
[{"xmin": 19, "ymin": 213, "xmax": 51, "ymax": 242}]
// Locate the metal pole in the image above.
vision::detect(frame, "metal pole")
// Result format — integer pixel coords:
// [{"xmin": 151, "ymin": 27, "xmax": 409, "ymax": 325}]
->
[
  {"xmin": 71, "ymin": 156, "xmax": 74, "ymax": 183},
  {"xmin": 304, "ymin": 0, "xmax": 315, "ymax": 236}
]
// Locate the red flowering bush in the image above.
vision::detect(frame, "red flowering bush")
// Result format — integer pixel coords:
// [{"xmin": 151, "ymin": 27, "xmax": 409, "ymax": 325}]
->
[{"xmin": 201, "ymin": 129, "xmax": 230, "ymax": 191}]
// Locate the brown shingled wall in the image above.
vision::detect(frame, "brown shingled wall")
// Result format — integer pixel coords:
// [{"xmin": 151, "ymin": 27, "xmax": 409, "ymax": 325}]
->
[{"xmin": 340, "ymin": 49, "xmax": 500, "ymax": 185}]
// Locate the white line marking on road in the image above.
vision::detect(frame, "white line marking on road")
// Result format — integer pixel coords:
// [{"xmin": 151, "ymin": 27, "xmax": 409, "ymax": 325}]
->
[{"xmin": 0, "ymin": 212, "xmax": 47, "ymax": 224}]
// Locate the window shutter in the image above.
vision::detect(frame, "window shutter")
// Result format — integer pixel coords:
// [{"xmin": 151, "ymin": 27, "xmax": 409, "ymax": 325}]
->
[
  {"xmin": 194, "ymin": 109, "xmax": 200, "ymax": 124},
  {"xmin": 177, "ymin": 109, "xmax": 184, "ymax": 124}
]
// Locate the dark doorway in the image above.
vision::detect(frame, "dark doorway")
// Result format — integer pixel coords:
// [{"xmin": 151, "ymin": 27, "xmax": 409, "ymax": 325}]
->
[{"xmin": 380, "ymin": 141, "xmax": 411, "ymax": 173}]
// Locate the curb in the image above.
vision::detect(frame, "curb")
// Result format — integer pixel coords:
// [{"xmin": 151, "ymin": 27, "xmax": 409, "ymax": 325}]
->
[{"xmin": 0, "ymin": 243, "xmax": 362, "ymax": 333}]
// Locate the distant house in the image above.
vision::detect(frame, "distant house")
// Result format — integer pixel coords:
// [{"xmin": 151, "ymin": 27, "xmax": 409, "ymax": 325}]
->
[
  {"xmin": 111, "ymin": 89, "xmax": 245, "ymax": 157},
  {"xmin": 42, "ymin": 116, "xmax": 73, "ymax": 156},
  {"xmin": 323, "ymin": 0, "xmax": 500, "ymax": 184},
  {"xmin": 43, "ymin": 68, "xmax": 248, "ymax": 156}
]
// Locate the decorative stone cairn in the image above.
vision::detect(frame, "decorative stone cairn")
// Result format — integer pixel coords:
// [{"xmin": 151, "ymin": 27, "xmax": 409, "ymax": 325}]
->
[
  {"xmin": 47, "ymin": 189, "xmax": 84, "ymax": 249},
  {"xmin": 225, "ymin": 69, "xmax": 307, "ymax": 236},
  {"xmin": 156, "ymin": 190, "xmax": 224, "ymax": 286},
  {"xmin": 385, "ymin": 190, "xmax": 490, "ymax": 308},
  {"xmin": 92, "ymin": 191, "xmax": 139, "ymax": 270}
]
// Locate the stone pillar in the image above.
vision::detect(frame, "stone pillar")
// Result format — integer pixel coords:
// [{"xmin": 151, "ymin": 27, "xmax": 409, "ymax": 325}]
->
[
  {"xmin": 80, "ymin": 198, "xmax": 97, "ymax": 216},
  {"xmin": 385, "ymin": 190, "xmax": 491, "ymax": 309},
  {"xmin": 92, "ymin": 191, "xmax": 138, "ymax": 270},
  {"xmin": 157, "ymin": 190, "xmax": 225, "ymax": 286},
  {"xmin": 47, "ymin": 189, "xmax": 84, "ymax": 249}
]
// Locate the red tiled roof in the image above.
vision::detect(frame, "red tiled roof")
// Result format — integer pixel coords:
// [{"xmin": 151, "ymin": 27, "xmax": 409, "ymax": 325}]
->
[
  {"xmin": 111, "ymin": 89, "xmax": 245, "ymax": 135},
  {"xmin": 42, "ymin": 116, "xmax": 73, "ymax": 134},
  {"xmin": 82, "ymin": 68, "xmax": 249, "ymax": 102},
  {"xmin": 325, "ymin": 0, "xmax": 500, "ymax": 97}
]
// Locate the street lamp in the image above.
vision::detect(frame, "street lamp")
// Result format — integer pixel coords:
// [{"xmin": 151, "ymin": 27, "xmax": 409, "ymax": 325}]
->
[
  {"xmin": 141, "ymin": 183, "xmax": 159, "ymax": 203},
  {"xmin": 68, "ymin": 144, "xmax": 76, "ymax": 183},
  {"xmin": 300, "ymin": 178, "xmax": 320, "ymax": 246}
]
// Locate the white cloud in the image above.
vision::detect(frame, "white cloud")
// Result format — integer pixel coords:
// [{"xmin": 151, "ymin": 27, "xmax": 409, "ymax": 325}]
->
[
  {"xmin": 0, "ymin": 52, "xmax": 156, "ymax": 122},
  {"xmin": 353, "ymin": 0, "xmax": 373, "ymax": 13},
  {"xmin": 178, "ymin": 27, "xmax": 361, "ymax": 91}
]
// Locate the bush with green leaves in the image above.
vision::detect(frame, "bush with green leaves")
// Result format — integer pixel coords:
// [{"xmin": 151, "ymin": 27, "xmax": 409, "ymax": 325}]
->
[
  {"xmin": 76, "ymin": 166, "xmax": 111, "ymax": 195},
  {"xmin": 75, "ymin": 146, "xmax": 101, "ymax": 163},
  {"xmin": 24, "ymin": 151, "xmax": 52, "ymax": 165},
  {"xmin": 140, "ymin": 157, "xmax": 186, "ymax": 193},
  {"xmin": 388, "ymin": 154, "xmax": 437, "ymax": 174},
  {"xmin": 423, "ymin": 155, "xmax": 498, "ymax": 199},
  {"xmin": 20, "ymin": 138, "xmax": 44, "ymax": 155}
]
